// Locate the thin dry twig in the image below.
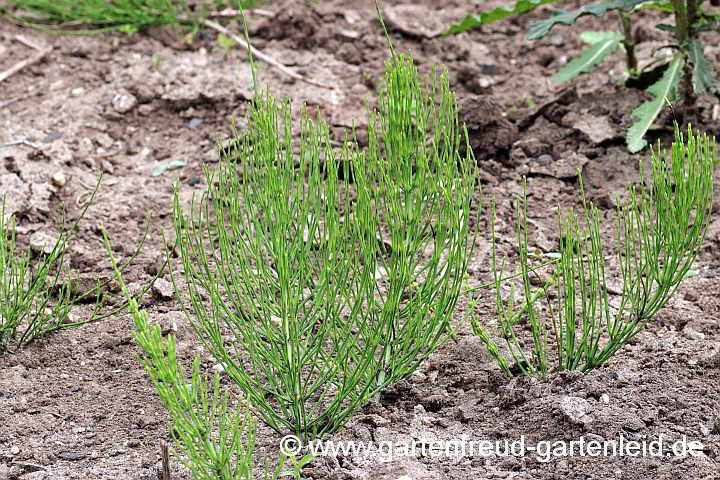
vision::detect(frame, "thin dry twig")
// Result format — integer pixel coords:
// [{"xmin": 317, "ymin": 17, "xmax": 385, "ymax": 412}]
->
[
  {"xmin": 14, "ymin": 34, "xmax": 44, "ymax": 50},
  {"xmin": 0, "ymin": 47, "xmax": 52, "ymax": 83},
  {"xmin": 202, "ymin": 19, "xmax": 333, "ymax": 90},
  {"xmin": 0, "ymin": 36, "xmax": 52, "ymax": 84},
  {"xmin": 0, "ymin": 97, "xmax": 22, "ymax": 110},
  {"xmin": 157, "ymin": 443, "xmax": 170, "ymax": 480},
  {"xmin": 0, "ymin": 140, "xmax": 41, "ymax": 149},
  {"xmin": 208, "ymin": 8, "xmax": 275, "ymax": 18}
]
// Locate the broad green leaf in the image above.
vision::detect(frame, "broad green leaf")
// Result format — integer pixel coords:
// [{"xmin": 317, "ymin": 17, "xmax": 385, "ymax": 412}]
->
[
  {"xmin": 688, "ymin": 40, "xmax": 716, "ymax": 94},
  {"xmin": 579, "ymin": 30, "xmax": 623, "ymax": 44},
  {"xmin": 528, "ymin": 0, "xmax": 649, "ymax": 39},
  {"xmin": 626, "ymin": 54, "xmax": 684, "ymax": 153},
  {"xmin": 554, "ymin": 32, "xmax": 623, "ymax": 82},
  {"xmin": 445, "ymin": 0, "xmax": 560, "ymax": 35}
]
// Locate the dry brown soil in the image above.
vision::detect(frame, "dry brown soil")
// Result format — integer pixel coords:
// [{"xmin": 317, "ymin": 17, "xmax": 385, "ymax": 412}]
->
[{"xmin": 1, "ymin": 1, "xmax": 720, "ymax": 479}]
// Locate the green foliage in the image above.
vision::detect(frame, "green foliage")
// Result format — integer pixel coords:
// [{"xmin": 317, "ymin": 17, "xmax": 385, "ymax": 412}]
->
[
  {"xmin": 447, "ymin": 0, "xmax": 719, "ymax": 153},
  {"xmin": 445, "ymin": 0, "xmax": 560, "ymax": 35},
  {"xmin": 106, "ymin": 234, "xmax": 308, "ymax": 480},
  {"xmin": 626, "ymin": 55, "xmax": 684, "ymax": 153},
  {"xmin": 0, "ymin": 198, "xmax": 75, "ymax": 353},
  {"xmin": 554, "ymin": 31, "xmax": 624, "ymax": 83},
  {"xmin": 1, "ymin": 0, "xmax": 260, "ymax": 34},
  {"xmin": 171, "ymin": 45, "xmax": 476, "ymax": 441},
  {"xmin": 0, "ymin": 180, "xmax": 152, "ymax": 354},
  {"xmin": 688, "ymin": 39, "xmax": 716, "ymax": 94},
  {"xmin": 526, "ymin": 0, "xmax": 648, "ymax": 40},
  {"xmin": 474, "ymin": 123, "xmax": 715, "ymax": 376}
]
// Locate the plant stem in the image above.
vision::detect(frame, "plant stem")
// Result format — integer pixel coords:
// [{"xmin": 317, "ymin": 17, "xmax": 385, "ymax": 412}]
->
[
  {"xmin": 671, "ymin": 0, "xmax": 697, "ymax": 105},
  {"xmin": 617, "ymin": 11, "xmax": 637, "ymax": 71}
]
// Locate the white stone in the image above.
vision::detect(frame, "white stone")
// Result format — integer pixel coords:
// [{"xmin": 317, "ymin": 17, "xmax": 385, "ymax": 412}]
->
[
  {"xmin": 559, "ymin": 396, "xmax": 594, "ymax": 425},
  {"xmin": 51, "ymin": 171, "xmax": 66, "ymax": 188}
]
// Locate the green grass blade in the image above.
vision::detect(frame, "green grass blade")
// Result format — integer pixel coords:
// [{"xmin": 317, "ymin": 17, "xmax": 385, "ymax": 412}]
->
[
  {"xmin": 445, "ymin": 0, "xmax": 560, "ymax": 35},
  {"xmin": 554, "ymin": 32, "xmax": 623, "ymax": 83},
  {"xmin": 626, "ymin": 54, "xmax": 684, "ymax": 153}
]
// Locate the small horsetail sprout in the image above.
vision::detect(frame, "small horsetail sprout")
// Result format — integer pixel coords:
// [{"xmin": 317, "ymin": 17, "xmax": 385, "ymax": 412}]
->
[{"xmin": 475, "ymin": 122, "xmax": 715, "ymax": 376}]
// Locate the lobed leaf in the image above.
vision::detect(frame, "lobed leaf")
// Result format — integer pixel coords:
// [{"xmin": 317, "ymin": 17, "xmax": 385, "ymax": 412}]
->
[
  {"xmin": 528, "ymin": 0, "xmax": 649, "ymax": 39},
  {"xmin": 445, "ymin": 0, "xmax": 561, "ymax": 35},
  {"xmin": 688, "ymin": 39, "xmax": 717, "ymax": 94},
  {"xmin": 554, "ymin": 32, "xmax": 624, "ymax": 83},
  {"xmin": 626, "ymin": 54, "xmax": 684, "ymax": 153}
]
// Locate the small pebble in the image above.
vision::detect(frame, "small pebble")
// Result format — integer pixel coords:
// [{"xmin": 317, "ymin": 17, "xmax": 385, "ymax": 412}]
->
[
  {"xmin": 152, "ymin": 278, "xmax": 174, "ymax": 300},
  {"xmin": 213, "ymin": 363, "xmax": 225, "ymax": 373},
  {"xmin": 51, "ymin": 171, "xmax": 66, "ymax": 188},
  {"xmin": 549, "ymin": 33, "xmax": 565, "ymax": 46},
  {"xmin": 29, "ymin": 231, "xmax": 59, "ymax": 256},
  {"xmin": 10, "ymin": 446, "xmax": 20, "ymax": 455},
  {"xmin": 100, "ymin": 159, "xmax": 114, "ymax": 174},
  {"xmin": 57, "ymin": 451, "xmax": 86, "ymax": 461},
  {"xmin": 112, "ymin": 92, "xmax": 138, "ymax": 114},
  {"xmin": 63, "ymin": 312, "xmax": 77, "ymax": 325},
  {"xmin": 90, "ymin": 450, "xmax": 99, "ymax": 459},
  {"xmin": 71, "ymin": 87, "xmax": 85, "ymax": 96},
  {"xmin": 138, "ymin": 104, "xmax": 155, "ymax": 116},
  {"xmin": 600, "ymin": 393, "xmax": 610, "ymax": 404}
]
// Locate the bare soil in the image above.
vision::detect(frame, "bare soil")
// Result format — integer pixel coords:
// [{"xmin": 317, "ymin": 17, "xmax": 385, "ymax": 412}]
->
[{"xmin": 1, "ymin": 1, "xmax": 720, "ymax": 479}]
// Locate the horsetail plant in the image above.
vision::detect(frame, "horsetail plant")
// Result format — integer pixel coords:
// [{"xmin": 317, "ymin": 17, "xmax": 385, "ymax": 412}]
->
[
  {"xmin": 170, "ymin": 24, "xmax": 477, "ymax": 443},
  {"xmin": 105, "ymin": 232, "xmax": 302, "ymax": 480},
  {"xmin": 0, "ymin": 196, "xmax": 75, "ymax": 353},
  {"xmin": 1, "ymin": 0, "xmax": 261, "ymax": 35},
  {"xmin": 474, "ymin": 123, "xmax": 715, "ymax": 376},
  {"xmin": 0, "ymin": 177, "xmax": 154, "ymax": 354}
]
